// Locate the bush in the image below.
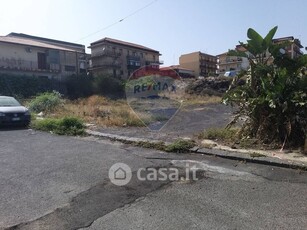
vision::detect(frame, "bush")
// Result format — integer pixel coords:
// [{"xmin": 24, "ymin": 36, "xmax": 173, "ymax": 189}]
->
[
  {"xmin": 31, "ymin": 117, "xmax": 85, "ymax": 136},
  {"xmin": 65, "ymin": 74, "xmax": 94, "ymax": 99},
  {"xmin": 0, "ymin": 73, "xmax": 58, "ymax": 99},
  {"xmin": 93, "ymin": 75, "xmax": 125, "ymax": 98},
  {"xmin": 28, "ymin": 91, "xmax": 63, "ymax": 113}
]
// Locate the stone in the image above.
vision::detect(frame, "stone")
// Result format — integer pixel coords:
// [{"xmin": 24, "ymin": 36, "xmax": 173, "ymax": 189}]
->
[{"xmin": 201, "ymin": 139, "xmax": 218, "ymax": 148}]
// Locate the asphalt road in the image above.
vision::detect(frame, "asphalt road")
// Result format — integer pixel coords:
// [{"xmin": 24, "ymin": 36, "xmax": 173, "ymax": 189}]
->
[{"xmin": 0, "ymin": 129, "xmax": 307, "ymax": 230}]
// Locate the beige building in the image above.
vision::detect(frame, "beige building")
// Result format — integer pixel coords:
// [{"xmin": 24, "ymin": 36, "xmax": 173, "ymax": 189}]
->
[
  {"xmin": 217, "ymin": 52, "xmax": 249, "ymax": 77},
  {"xmin": 88, "ymin": 37, "xmax": 162, "ymax": 79},
  {"xmin": 0, "ymin": 33, "xmax": 87, "ymax": 78},
  {"xmin": 179, "ymin": 51, "xmax": 217, "ymax": 77}
]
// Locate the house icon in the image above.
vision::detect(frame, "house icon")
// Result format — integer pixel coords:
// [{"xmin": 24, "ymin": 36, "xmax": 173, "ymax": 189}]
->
[{"xmin": 114, "ymin": 167, "xmax": 127, "ymax": 180}]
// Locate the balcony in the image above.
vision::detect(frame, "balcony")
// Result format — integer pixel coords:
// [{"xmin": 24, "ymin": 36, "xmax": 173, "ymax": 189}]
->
[
  {"xmin": 91, "ymin": 61, "xmax": 122, "ymax": 69},
  {"xmin": 145, "ymin": 60, "xmax": 164, "ymax": 65},
  {"xmin": 219, "ymin": 57, "xmax": 243, "ymax": 65},
  {"xmin": 127, "ymin": 55, "xmax": 141, "ymax": 61},
  {"xmin": 0, "ymin": 59, "xmax": 61, "ymax": 73},
  {"xmin": 91, "ymin": 50, "xmax": 122, "ymax": 58}
]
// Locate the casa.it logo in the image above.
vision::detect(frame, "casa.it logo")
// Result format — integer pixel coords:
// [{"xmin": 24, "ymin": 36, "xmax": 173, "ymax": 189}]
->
[
  {"xmin": 125, "ymin": 65, "xmax": 182, "ymax": 131},
  {"xmin": 108, "ymin": 163, "xmax": 132, "ymax": 186}
]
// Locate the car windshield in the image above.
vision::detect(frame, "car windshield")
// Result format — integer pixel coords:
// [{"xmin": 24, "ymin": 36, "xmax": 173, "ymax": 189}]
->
[{"xmin": 0, "ymin": 97, "xmax": 21, "ymax": 107}]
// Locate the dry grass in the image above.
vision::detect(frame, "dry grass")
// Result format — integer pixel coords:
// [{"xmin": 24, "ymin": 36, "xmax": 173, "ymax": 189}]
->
[
  {"xmin": 165, "ymin": 89, "xmax": 221, "ymax": 107},
  {"xmin": 42, "ymin": 93, "xmax": 221, "ymax": 128},
  {"xmin": 51, "ymin": 95, "xmax": 144, "ymax": 127},
  {"xmin": 181, "ymin": 94, "xmax": 222, "ymax": 106}
]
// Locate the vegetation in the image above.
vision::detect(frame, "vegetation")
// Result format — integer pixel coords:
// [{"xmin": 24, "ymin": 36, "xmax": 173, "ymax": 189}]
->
[
  {"xmin": 93, "ymin": 74, "xmax": 125, "ymax": 98},
  {"xmin": 0, "ymin": 73, "xmax": 57, "ymax": 99},
  {"xmin": 31, "ymin": 116, "xmax": 85, "ymax": 136},
  {"xmin": 224, "ymin": 26, "xmax": 307, "ymax": 149},
  {"xmin": 250, "ymin": 152, "xmax": 266, "ymax": 158},
  {"xmin": 200, "ymin": 127, "xmax": 239, "ymax": 142},
  {"xmin": 133, "ymin": 141, "xmax": 167, "ymax": 151},
  {"xmin": 28, "ymin": 91, "xmax": 63, "ymax": 113},
  {"xmin": 65, "ymin": 74, "xmax": 94, "ymax": 99},
  {"xmin": 43, "ymin": 95, "xmax": 143, "ymax": 127},
  {"xmin": 132, "ymin": 139, "xmax": 195, "ymax": 153},
  {"xmin": 0, "ymin": 73, "xmax": 126, "ymax": 100},
  {"xmin": 165, "ymin": 139, "xmax": 195, "ymax": 153}
]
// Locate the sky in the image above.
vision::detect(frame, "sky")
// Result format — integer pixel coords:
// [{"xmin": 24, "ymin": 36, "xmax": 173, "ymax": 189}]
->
[{"xmin": 1, "ymin": 0, "xmax": 306, "ymax": 66}]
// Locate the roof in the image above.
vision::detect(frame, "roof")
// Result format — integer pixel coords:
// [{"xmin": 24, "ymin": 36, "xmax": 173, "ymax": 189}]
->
[
  {"xmin": 273, "ymin": 36, "xmax": 303, "ymax": 48},
  {"xmin": 0, "ymin": 36, "xmax": 76, "ymax": 52},
  {"xmin": 8, "ymin": 32, "xmax": 84, "ymax": 48},
  {"xmin": 272, "ymin": 36, "xmax": 294, "ymax": 42},
  {"xmin": 180, "ymin": 51, "xmax": 217, "ymax": 58},
  {"xmin": 216, "ymin": 52, "xmax": 228, "ymax": 57},
  {"xmin": 89, "ymin": 37, "xmax": 159, "ymax": 53}
]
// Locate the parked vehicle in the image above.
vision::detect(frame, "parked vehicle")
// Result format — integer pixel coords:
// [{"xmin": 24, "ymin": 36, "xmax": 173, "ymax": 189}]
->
[
  {"xmin": 224, "ymin": 71, "xmax": 237, "ymax": 77},
  {"xmin": 0, "ymin": 96, "xmax": 31, "ymax": 127}
]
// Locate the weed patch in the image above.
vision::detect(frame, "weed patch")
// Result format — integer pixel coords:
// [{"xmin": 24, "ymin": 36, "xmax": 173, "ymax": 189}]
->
[
  {"xmin": 250, "ymin": 152, "xmax": 266, "ymax": 158},
  {"xmin": 165, "ymin": 139, "xmax": 195, "ymax": 153},
  {"xmin": 200, "ymin": 127, "xmax": 239, "ymax": 142},
  {"xmin": 28, "ymin": 91, "xmax": 63, "ymax": 113},
  {"xmin": 31, "ymin": 117, "xmax": 85, "ymax": 136}
]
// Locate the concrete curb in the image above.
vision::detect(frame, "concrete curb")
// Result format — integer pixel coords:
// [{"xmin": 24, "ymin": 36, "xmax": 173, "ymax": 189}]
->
[{"xmin": 86, "ymin": 129, "xmax": 307, "ymax": 171}]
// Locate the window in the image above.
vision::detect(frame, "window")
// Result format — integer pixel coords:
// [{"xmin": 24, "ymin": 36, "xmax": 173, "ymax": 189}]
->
[{"xmin": 37, "ymin": 53, "xmax": 47, "ymax": 69}]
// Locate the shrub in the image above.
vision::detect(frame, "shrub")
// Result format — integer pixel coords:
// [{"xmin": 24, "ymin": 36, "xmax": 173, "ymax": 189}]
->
[
  {"xmin": 31, "ymin": 117, "xmax": 85, "ymax": 136},
  {"xmin": 65, "ymin": 74, "xmax": 94, "ymax": 99},
  {"xmin": 28, "ymin": 91, "xmax": 63, "ymax": 113},
  {"xmin": 93, "ymin": 75, "xmax": 125, "ymax": 98},
  {"xmin": 0, "ymin": 73, "xmax": 58, "ymax": 98}
]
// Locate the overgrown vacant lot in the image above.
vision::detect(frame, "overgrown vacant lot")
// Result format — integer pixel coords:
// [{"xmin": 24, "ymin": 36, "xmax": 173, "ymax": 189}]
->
[{"xmin": 39, "ymin": 94, "xmax": 221, "ymax": 128}]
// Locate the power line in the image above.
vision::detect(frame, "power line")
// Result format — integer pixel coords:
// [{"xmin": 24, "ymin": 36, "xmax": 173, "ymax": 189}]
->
[{"xmin": 75, "ymin": 0, "xmax": 158, "ymax": 42}]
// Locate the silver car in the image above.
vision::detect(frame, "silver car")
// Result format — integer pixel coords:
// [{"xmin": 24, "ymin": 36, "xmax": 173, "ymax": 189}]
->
[{"xmin": 0, "ymin": 96, "xmax": 31, "ymax": 127}]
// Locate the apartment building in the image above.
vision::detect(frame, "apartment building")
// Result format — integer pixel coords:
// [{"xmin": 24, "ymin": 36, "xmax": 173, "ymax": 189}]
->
[
  {"xmin": 0, "ymin": 33, "xmax": 87, "ymax": 78},
  {"xmin": 272, "ymin": 36, "xmax": 304, "ymax": 59},
  {"xmin": 217, "ymin": 52, "xmax": 249, "ymax": 77},
  {"xmin": 88, "ymin": 37, "xmax": 162, "ymax": 79},
  {"xmin": 217, "ymin": 36, "xmax": 304, "ymax": 77},
  {"xmin": 179, "ymin": 52, "xmax": 217, "ymax": 78}
]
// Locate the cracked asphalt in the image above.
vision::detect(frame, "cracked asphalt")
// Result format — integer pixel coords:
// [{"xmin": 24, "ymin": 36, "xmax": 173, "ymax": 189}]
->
[{"xmin": 1, "ymin": 129, "xmax": 307, "ymax": 230}]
